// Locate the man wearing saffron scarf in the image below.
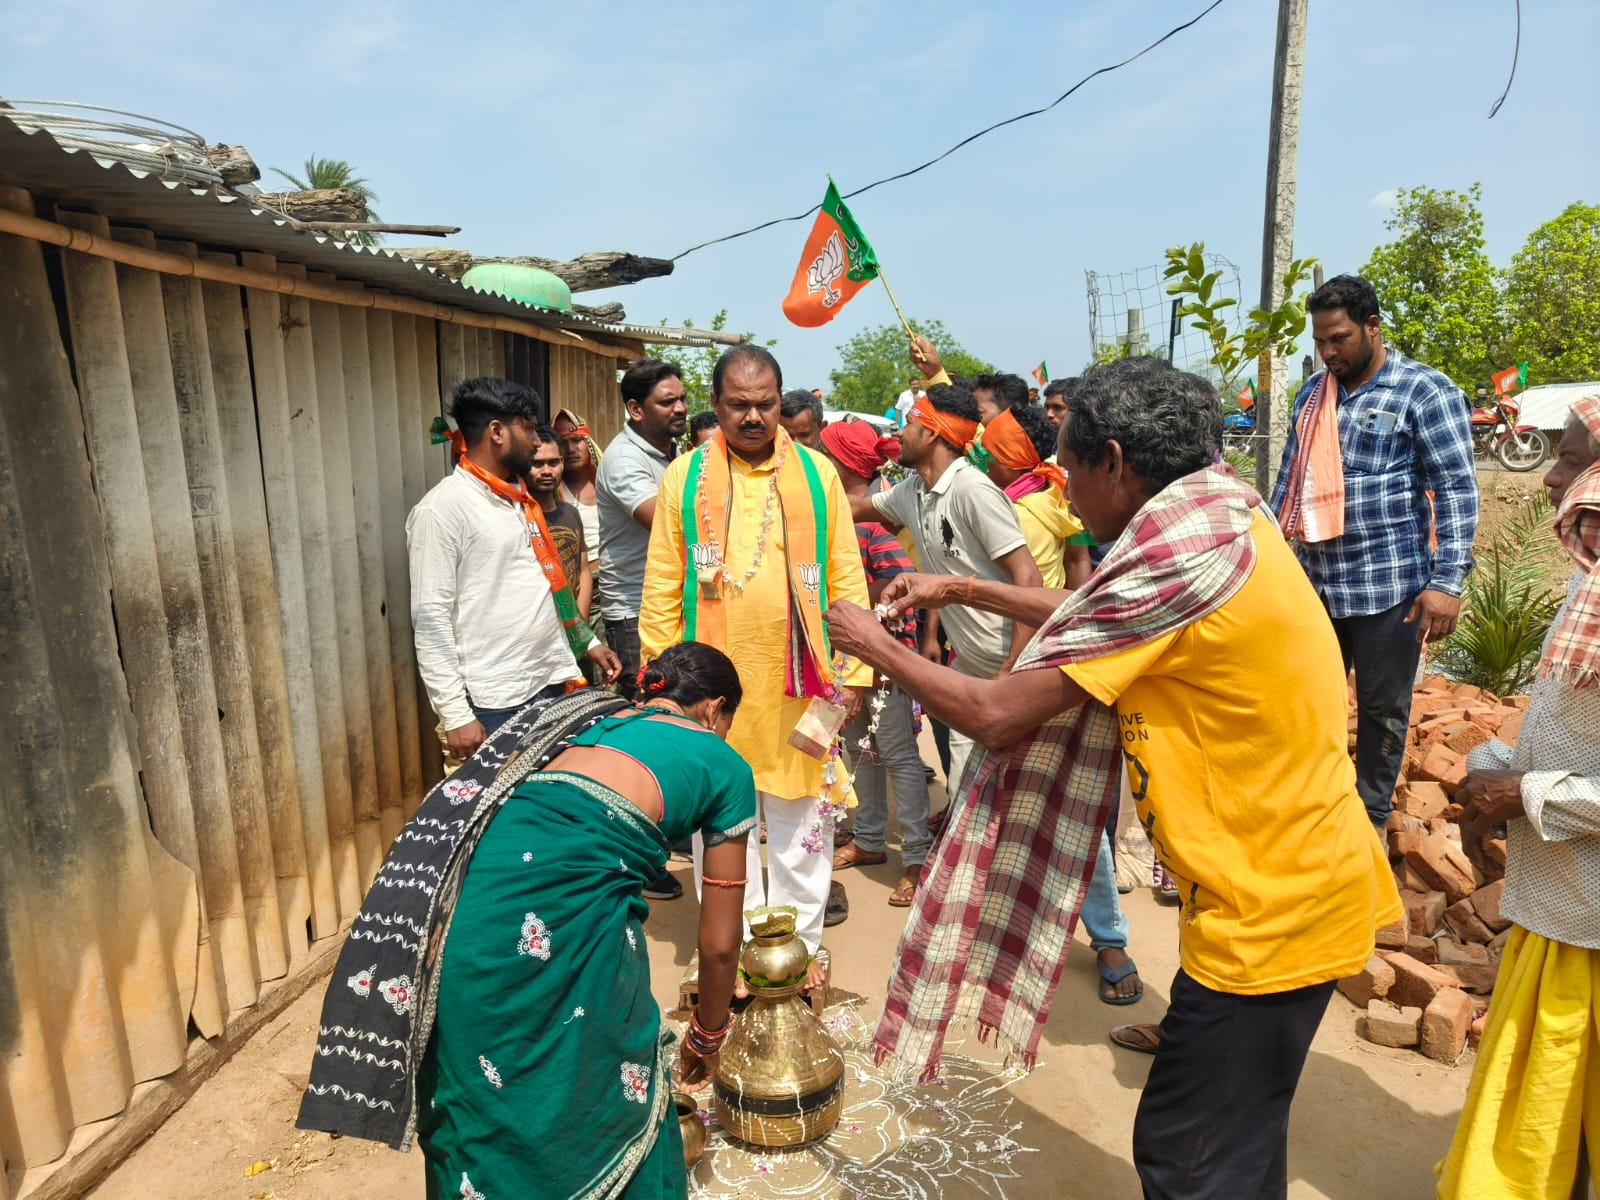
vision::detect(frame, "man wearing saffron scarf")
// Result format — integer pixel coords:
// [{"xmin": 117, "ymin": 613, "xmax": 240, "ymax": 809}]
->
[
  {"xmin": 981, "ymin": 401, "xmax": 1094, "ymax": 590},
  {"xmin": 1437, "ymin": 397, "xmax": 1600, "ymax": 1200},
  {"xmin": 850, "ymin": 338, "xmax": 1043, "ymax": 792},
  {"xmin": 827, "ymin": 357, "xmax": 1399, "ymax": 1198},
  {"xmin": 639, "ymin": 346, "xmax": 872, "ymax": 959},
  {"xmin": 1270, "ymin": 274, "xmax": 1478, "ymax": 831},
  {"xmin": 407, "ymin": 379, "xmax": 620, "ymax": 762}
]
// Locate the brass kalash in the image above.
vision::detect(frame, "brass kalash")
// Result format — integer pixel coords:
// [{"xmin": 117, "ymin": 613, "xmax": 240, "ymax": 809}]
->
[{"xmin": 713, "ymin": 908, "xmax": 844, "ymax": 1148}]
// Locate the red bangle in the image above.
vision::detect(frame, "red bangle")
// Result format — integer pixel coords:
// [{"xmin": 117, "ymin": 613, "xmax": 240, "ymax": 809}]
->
[{"xmin": 702, "ymin": 876, "xmax": 747, "ymax": 889}]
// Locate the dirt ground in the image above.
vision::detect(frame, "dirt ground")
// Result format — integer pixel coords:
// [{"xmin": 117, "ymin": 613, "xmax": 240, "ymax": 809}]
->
[{"xmin": 90, "ymin": 771, "xmax": 1472, "ymax": 1200}]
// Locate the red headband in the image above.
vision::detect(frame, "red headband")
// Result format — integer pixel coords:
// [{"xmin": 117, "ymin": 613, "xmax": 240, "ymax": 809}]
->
[{"xmin": 820, "ymin": 420, "xmax": 899, "ymax": 479}]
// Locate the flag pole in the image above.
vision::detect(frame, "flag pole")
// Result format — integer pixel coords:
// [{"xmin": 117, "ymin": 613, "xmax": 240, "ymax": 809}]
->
[{"xmin": 876, "ymin": 267, "xmax": 928, "ymax": 367}]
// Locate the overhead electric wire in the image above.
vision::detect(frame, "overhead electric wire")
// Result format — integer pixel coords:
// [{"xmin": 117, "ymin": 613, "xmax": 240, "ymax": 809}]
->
[
  {"xmin": 1486, "ymin": 0, "xmax": 1520, "ymax": 119},
  {"xmin": 670, "ymin": 0, "xmax": 1228, "ymax": 262}
]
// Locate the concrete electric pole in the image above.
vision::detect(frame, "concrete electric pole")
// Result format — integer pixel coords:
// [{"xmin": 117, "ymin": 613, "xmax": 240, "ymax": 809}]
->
[{"xmin": 1254, "ymin": 0, "xmax": 1308, "ymax": 495}]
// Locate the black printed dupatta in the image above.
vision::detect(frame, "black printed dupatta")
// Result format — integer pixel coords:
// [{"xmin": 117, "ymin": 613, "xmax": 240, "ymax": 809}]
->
[{"xmin": 296, "ymin": 688, "xmax": 627, "ymax": 1149}]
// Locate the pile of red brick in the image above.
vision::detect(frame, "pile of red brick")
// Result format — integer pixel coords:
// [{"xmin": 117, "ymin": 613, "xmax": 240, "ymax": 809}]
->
[{"xmin": 1337, "ymin": 674, "xmax": 1529, "ymax": 1064}]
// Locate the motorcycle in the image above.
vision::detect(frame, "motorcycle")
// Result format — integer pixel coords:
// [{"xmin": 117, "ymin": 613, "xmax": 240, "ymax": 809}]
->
[{"xmin": 1470, "ymin": 394, "xmax": 1550, "ymax": 472}]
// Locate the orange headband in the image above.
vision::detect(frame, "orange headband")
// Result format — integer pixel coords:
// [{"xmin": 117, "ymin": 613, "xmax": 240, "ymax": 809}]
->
[
  {"xmin": 982, "ymin": 408, "xmax": 1067, "ymax": 489},
  {"xmin": 909, "ymin": 400, "xmax": 979, "ymax": 451}
]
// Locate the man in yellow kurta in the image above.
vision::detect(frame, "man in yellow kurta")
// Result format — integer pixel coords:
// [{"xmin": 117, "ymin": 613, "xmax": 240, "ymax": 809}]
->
[{"xmin": 640, "ymin": 346, "xmax": 872, "ymax": 955}]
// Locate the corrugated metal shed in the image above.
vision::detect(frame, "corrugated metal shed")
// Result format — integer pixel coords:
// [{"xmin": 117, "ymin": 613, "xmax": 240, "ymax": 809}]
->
[{"xmin": 0, "ymin": 112, "xmax": 728, "ymax": 351}]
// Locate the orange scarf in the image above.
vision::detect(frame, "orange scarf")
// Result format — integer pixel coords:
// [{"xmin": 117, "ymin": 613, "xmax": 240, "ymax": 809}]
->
[
  {"xmin": 981, "ymin": 408, "xmax": 1068, "ymax": 491},
  {"xmin": 1280, "ymin": 372, "xmax": 1346, "ymax": 542},
  {"xmin": 909, "ymin": 399, "xmax": 979, "ymax": 453}
]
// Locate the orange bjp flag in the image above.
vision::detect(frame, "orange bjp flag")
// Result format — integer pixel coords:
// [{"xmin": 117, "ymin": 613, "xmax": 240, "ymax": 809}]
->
[{"xmin": 781, "ymin": 181, "xmax": 880, "ymax": 327}]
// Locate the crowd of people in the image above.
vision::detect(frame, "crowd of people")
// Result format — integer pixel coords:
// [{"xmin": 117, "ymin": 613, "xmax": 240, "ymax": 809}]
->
[{"xmin": 298, "ymin": 273, "xmax": 1597, "ymax": 1200}]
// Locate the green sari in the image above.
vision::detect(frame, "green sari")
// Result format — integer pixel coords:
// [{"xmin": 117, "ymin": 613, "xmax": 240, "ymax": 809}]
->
[{"xmin": 416, "ymin": 712, "xmax": 755, "ymax": 1199}]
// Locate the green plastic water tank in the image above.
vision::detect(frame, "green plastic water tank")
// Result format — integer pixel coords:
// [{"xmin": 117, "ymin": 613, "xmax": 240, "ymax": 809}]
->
[{"xmin": 460, "ymin": 263, "xmax": 574, "ymax": 314}]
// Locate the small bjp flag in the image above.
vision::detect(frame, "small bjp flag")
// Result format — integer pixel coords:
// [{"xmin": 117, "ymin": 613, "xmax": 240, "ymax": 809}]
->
[
  {"xmin": 1030, "ymin": 362, "xmax": 1049, "ymax": 386},
  {"xmin": 781, "ymin": 181, "xmax": 879, "ymax": 327}
]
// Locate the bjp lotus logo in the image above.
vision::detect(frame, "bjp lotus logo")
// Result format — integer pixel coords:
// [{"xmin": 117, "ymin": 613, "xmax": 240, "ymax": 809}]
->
[
  {"xmin": 798, "ymin": 562, "xmax": 822, "ymax": 597},
  {"xmin": 691, "ymin": 543, "xmax": 722, "ymax": 572},
  {"xmin": 805, "ymin": 232, "xmax": 845, "ymax": 309}
]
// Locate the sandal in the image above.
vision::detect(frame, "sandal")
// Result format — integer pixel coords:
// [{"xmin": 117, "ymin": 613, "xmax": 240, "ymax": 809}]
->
[
  {"xmin": 1109, "ymin": 1023, "xmax": 1162, "ymax": 1054},
  {"xmin": 824, "ymin": 881, "xmax": 849, "ymax": 927},
  {"xmin": 832, "ymin": 842, "xmax": 888, "ymax": 870},
  {"xmin": 888, "ymin": 868, "xmax": 923, "ymax": 907},
  {"xmin": 1096, "ymin": 953, "xmax": 1143, "ymax": 1006}
]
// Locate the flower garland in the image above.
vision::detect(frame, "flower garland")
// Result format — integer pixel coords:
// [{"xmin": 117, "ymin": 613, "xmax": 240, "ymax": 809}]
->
[
  {"xmin": 806, "ymin": 603, "xmax": 912, "ymax": 853},
  {"xmin": 694, "ymin": 435, "xmax": 788, "ymax": 596}
]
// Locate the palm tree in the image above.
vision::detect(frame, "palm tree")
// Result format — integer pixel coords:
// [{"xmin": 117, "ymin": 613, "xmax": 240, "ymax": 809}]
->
[{"xmin": 270, "ymin": 155, "xmax": 383, "ymax": 245}]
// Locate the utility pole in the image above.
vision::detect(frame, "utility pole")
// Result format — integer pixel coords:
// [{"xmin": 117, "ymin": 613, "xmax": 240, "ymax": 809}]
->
[{"xmin": 1253, "ymin": 0, "xmax": 1308, "ymax": 495}]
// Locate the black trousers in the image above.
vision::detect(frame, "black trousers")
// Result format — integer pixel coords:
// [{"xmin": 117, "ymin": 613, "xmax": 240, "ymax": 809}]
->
[
  {"xmin": 1133, "ymin": 970, "xmax": 1335, "ymax": 1200},
  {"xmin": 604, "ymin": 616, "xmax": 643, "ymax": 703},
  {"xmin": 1329, "ymin": 596, "xmax": 1423, "ymax": 830}
]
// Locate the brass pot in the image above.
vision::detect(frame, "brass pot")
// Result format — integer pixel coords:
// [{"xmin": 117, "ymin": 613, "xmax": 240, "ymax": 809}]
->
[
  {"xmin": 713, "ymin": 913, "xmax": 844, "ymax": 1148},
  {"xmin": 673, "ymin": 1091, "xmax": 707, "ymax": 1168}
]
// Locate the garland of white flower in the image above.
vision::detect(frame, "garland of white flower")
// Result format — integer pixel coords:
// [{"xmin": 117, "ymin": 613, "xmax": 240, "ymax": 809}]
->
[
  {"xmin": 806, "ymin": 603, "xmax": 911, "ymax": 854},
  {"xmin": 693, "ymin": 435, "xmax": 787, "ymax": 595}
]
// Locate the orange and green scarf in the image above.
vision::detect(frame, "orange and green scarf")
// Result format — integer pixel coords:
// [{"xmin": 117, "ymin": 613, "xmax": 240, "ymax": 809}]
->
[
  {"xmin": 455, "ymin": 451, "xmax": 594, "ymax": 667},
  {"xmin": 679, "ymin": 428, "xmax": 835, "ymax": 697}
]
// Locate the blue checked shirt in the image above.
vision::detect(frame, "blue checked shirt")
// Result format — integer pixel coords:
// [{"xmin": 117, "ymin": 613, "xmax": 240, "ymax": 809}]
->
[{"xmin": 1269, "ymin": 350, "xmax": 1477, "ymax": 619}]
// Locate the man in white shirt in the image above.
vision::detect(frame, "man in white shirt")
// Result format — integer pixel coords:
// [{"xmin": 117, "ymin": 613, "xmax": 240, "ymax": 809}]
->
[
  {"xmin": 595, "ymin": 359, "xmax": 687, "ymax": 701},
  {"xmin": 893, "ymin": 375, "xmax": 923, "ymax": 430},
  {"xmin": 407, "ymin": 378, "xmax": 619, "ymax": 761}
]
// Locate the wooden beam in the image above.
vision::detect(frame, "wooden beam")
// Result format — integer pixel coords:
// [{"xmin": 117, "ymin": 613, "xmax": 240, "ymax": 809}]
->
[
  {"xmin": 294, "ymin": 221, "xmax": 461, "ymax": 237},
  {"xmin": 251, "ymin": 187, "xmax": 367, "ymax": 223}
]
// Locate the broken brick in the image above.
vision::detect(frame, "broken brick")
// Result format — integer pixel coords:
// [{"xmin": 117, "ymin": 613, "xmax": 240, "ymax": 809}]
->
[
  {"xmin": 1468, "ymin": 1014, "xmax": 1487, "ymax": 1049},
  {"xmin": 1444, "ymin": 898, "xmax": 1494, "ymax": 944},
  {"xmin": 1415, "ymin": 744, "xmax": 1468, "ymax": 793},
  {"xmin": 1405, "ymin": 935, "xmax": 1440, "ymax": 964},
  {"xmin": 1399, "ymin": 782, "xmax": 1450, "ymax": 822},
  {"xmin": 1365, "ymin": 999, "xmax": 1422, "ymax": 1048},
  {"xmin": 1375, "ymin": 920, "xmax": 1408, "ymax": 950},
  {"xmin": 1437, "ymin": 962, "xmax": 1498, "ymax": 995},
  {"xmin": 1386, "ymin": 952, "xmax": 1459, "ymax": 1009},
  {"xmin": 1436, "ymin": 938, "xmax": 1490, "ymax": 967},
  {"xmin": 1499, "ymin": 709, "xmax": 1526, "ymax": 744},
  {"xmin": 1470, "ymin": 879, "xmax": 1510, "ymax": 932},
  {"xmin": 1337, "ymin": 955, "xmax": 1396, "ymax": 1008},
  {"xmin": 1405, "ymin": 833, "xmax": 1477, "ymax": 903},
  {"xmin": 1421, "ymin": 987, "xmax": 1473, "ymax": 1062},
  {"xmin": 1395, "ymin": 861, "xmax": 1434, "ymax": 894},
  {"xmin": 1402, "ymin": 890, "xmax": 1448, "ymax": 936}
]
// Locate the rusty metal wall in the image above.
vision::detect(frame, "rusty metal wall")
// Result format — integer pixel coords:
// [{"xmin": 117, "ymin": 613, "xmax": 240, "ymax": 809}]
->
[{"xmin": 0, "ymin": 191, "xmax": 622, "ymax": 1189}]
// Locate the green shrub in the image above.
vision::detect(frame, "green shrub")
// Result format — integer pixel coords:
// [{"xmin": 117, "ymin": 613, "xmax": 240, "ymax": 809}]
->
[{"xmin": 1435, "ymin": 497, "xmax": 1561, "ymax": 694}]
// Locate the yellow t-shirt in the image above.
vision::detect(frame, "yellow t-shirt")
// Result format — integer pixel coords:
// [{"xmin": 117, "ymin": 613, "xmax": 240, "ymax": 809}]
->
[
  {"xmin": 1064, "ymin": 514, "xmax": 1401, "ymax": 994},
  {"xmin": 1012, "ymin": 488, "xmax": 1085, "ymax": 590}
]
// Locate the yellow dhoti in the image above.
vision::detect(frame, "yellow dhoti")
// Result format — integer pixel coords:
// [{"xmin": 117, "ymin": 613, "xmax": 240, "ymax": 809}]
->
[{"xmin": 1437, "ymin": 925, "xmax": 1600, "ymax": 1199}]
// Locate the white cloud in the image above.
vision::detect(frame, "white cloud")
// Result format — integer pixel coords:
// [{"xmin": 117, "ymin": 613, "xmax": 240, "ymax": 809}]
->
[{"xmin": 1369, "ymin": 188, "xmax": 1400, "ymax": 209}]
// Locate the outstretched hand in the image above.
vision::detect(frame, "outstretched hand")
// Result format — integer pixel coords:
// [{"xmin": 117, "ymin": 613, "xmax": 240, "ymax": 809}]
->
[
  {"xmin": 825, "ymin": 600, "xmax": 896, "ymax": 665},
  {"xmin": 878, "ymin": 572, "xmax": 956, "ymax": 619}
]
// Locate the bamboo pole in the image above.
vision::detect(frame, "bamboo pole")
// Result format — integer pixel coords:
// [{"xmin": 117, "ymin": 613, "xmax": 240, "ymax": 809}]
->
[{"xmin": 0, "ymin": 206, "xmax": 647, "ymax": 360}]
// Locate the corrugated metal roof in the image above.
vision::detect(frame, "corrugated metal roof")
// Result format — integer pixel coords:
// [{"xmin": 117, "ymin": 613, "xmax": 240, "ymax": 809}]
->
[{"xmin": 0, "ymin": 113, "xmax": 736, "ymax": 349}]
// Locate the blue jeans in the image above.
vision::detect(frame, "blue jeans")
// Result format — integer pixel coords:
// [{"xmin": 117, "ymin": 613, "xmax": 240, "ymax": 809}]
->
[
  {"xmin": 1079, "ymin": 829, "xmax": 1128, "ymax": 952},
  {"xmin": 471, "ymin": 682, "xmax": 567, "ymax": 737},
  {"xmin": 842, "ymin": 686, "xmax": 932, "ymax": 869}
]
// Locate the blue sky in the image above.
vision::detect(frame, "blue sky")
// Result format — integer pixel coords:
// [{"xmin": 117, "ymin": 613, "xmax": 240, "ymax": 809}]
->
[{"xmin": 5, "ymin": 0, "xmax": 1595, "ymax": 397}]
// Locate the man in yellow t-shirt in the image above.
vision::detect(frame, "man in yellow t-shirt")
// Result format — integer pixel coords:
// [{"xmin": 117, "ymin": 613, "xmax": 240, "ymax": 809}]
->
[{"xmin": 824, "ymin": 355, "xmax": 1400, "ymax": 1199}]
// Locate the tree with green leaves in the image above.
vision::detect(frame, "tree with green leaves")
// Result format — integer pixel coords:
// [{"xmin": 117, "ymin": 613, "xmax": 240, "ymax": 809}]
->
[
  {"xmin": 642, "ymin": 310, "xmax": 776, "ymax": 417},
  {"xmin": 1503, "ymin": 201, "xmax": 1600, "ymax": 385},
  {"xmin": 828, "ymin": 319, "xmax": 994, "ymax": 415},
  {"xmin": 1359, "ymin": 184, "xmax": 1503, "ymax": 387},
  {"xmin": 270, "ymin": 155, "xmax": 384, "ymax": 245},
  {"xmin": 1163, "ymin": 242, "xmax": 1316, "ymax": 393}
]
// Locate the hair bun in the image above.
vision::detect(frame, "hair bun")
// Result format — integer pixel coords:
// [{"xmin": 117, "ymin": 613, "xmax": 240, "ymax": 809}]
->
[{"xmin": 638, "ymin": 662, "xmax": 671, "ymax": 694}]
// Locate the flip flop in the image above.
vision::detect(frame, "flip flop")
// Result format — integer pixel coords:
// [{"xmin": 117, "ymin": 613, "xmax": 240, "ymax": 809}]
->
[
  {"xmin": 1109, "ymin": 1023, "xmax": 1161, "ymax": 1054},
  {"xmin": 888, "ymin": 871, "xmax": 921, "ymax": 907},
  {"xmin": 1097, "ymin": 957, "xmax": 1143, "ymax": 1006},
  {"xmin": 832, "ymin": 843, "xmax": 888, "ymax": 870},
  {"xmin": 824, "ymin": 881, "xmax": 849, "ymax": 927}
]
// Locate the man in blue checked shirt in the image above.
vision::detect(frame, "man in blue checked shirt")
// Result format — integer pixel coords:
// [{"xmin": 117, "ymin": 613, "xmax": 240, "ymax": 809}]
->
[{"xmin": 1270, "ymin": 274, "xmax": 1478, "ymax": 831}]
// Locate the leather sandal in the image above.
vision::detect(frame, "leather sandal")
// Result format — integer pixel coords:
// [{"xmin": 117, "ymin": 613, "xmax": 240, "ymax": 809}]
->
[{"xmin": 832, "ymin": 841, "xmax": 887, "ymax": 870}]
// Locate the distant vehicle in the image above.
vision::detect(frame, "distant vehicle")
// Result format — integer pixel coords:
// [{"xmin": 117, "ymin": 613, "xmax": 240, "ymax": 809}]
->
[
  {"xmin": 822, "ymin": 409, "xmax": 893, "ymax": 434},
  {"xmin": 1469, "ymin": 393, "xmax": 1549, "ymax": 472}
]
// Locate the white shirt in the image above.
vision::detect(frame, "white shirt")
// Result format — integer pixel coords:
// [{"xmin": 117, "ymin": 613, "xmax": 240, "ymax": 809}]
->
[
  {"xmin": 895, "ymin": 387, "xmax": 922, "ymax": 415},
  {"xmin": 406, "ymin": 467, "xmax": 584, "ymax": 729},
  {"xmin": 559, "ymin": 480, "xmax": 601, "ymax": 564},
  {"xmin": 1465, "ymin": 568, "xmax": 1600, "ymax": 949}
]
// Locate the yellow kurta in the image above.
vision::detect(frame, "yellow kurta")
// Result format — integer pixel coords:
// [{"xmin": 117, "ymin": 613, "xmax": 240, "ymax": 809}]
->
[
  {"xmin": 1013, "ymin": 488, "xmax": 1085, "ymax": 589},
  {"xmin": 639, "ymin": 442, "xmax": 872, "ymax": 800}
]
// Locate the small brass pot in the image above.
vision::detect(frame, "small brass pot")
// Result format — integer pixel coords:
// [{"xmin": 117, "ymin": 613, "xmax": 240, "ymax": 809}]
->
[{"xmin": 673, "ymin": 1091, "xmax": 707, "ymax": 1168}]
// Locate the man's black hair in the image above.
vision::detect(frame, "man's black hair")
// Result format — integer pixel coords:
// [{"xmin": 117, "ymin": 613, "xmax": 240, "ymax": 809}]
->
[
  {"xmin": 1042, "ymin": 377, "xmax": 1081, "ymax": 400},
  {"xmin": 1062, "ymin": 358, "xmax": 1221, "ymax": 491},
  {"xmin": 780, "ymin": 388, "xmax": 825, "ymax": 425},
  {"xmin": 449, "ymin": 377, "xmax": 543, "ymax": 443},
  {"xmin": 620, "ymin": 358, "xmax": 683, "ymax": 408},
  {"xmin": 971, "ymin": 372, "xmax": 1030, "ymax": 413},
  {"xmin": 923, "ymin": 383, "xmax": 980, "ymax": 452},
  {"xmin": 1006, "ymin": 401, "xmax": 1058, "ymax": 462},
  {"xmin": 688, "ymin": 411, "xmax": 719, "ymax": 439},
  {"xmin": 532, "ymin": 424, "xmax": 560, "ymax": 446},
  {"xmin": 711, "ymin": 345, "xmax": 783, "ymax": 394},
  {"xmin": 1307, "ymin": 274, "xmax": 1381, "ymax": 326}
]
